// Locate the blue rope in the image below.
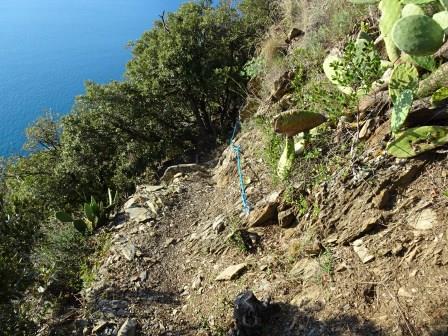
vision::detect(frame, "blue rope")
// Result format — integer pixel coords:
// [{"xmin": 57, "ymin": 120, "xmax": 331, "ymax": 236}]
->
[{"xmin": 229, "ymin": 121, "xmax": 251, "ymax": 215}]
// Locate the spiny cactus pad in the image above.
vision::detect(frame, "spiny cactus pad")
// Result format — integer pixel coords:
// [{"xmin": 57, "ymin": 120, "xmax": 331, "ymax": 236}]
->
[
  {"xmin": 401, "ymin": 0, "xmax": 439, "ymax": 4},
  {"xmin": 431, "ymin": 87, "xmax": 448, "ymax": 105},
  {"xmin": 402, "ymin": 3, "xmax": 425, "ymax": 15},
  {"xmin": 273, "ymin": 110, "xmax": 327, "ymax": 137},
  {"xmin": 392, "ymin": 15, "xmax": 445, "ymax": 56},
  {"xmin": 277, "ymin": 136, "xmax": 295, "ymax": 179},
  {"xmin": 389, "ymin": 63, "xmax": 419, "ymax": 102},
  {"xmin": 402, "ymin": 54, "xmax": 437, "ymax": 71},
  {"xmin": 387, "ymin": 125, "xmax": 448, "ymax": 157},
  {"xmin": 349, "ymin": 0, "xmax": 380, "ymax": 3},
  {"xmin": 433, "ymin": 11, "xmax": 448, "ymax": 32},
  {"xmin": 379, "ymin": 0, "xmax": 402, "ymax": 61},
  {"xmin": 391, "ymin": 89, "xmax": 414, "ymax": 133}
]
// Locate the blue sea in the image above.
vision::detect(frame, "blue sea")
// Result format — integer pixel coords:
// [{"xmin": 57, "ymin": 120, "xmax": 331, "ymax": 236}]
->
[{"xmin": 0, "ymin": 0, "xmax": 184, "ymax": 156}]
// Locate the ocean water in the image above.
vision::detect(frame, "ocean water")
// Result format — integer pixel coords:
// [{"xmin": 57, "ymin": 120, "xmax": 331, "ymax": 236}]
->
[{"xmin": 0, "ymin": 0, "xmax": 184, "ymax": 156}]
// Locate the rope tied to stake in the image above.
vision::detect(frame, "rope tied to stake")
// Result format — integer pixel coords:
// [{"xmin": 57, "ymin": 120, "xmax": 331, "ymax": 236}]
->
[{"xmin": 229, "ymin": 120, "xmax": 251, "ymax": 215}]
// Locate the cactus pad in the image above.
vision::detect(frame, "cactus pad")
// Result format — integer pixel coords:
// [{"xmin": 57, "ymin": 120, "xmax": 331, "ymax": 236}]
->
[
  {"xmin": 431, "ymin": 87, "xmax": 448, "ymax": 105},
  {"xmin": 391, "ymin": 89, "xmax": 414, "ymax": 133},
  {"xmin": 387, "ymin": 125, "xmax": 448, "ymax": 157},
  {"xmin": 389, "ymin": 63, "xmax": 419, "ymax": 102},
  {"xmin": 433, "ymin": 11, "xmax": 448, "ymax": 32},
  {"xmin": 273, "ymin": 110, "xmax": 327, "ymax": 137},
  {"xmin": 402, "ymin": 3, "xmax": 425, "ymax": 16},
  {"xmin": 379, "ymin": 0, "xmax": 403, "ymax": 61},
  {"xmin": 392, "ymin": 15, "xmax": 445, "ymax": 56},
  {"xmin": 277, "ymin": 136, "xmax": 295, "ymax": 179},
  {"xmin": 323, "ymin": 54, "xmax": 354, "ymax": 95}
]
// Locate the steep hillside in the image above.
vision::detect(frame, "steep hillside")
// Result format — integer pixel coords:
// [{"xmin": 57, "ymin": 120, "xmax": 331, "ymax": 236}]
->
[{"xmin": 10, "ymin": 0, "xmax": 448, "ymax": 335}]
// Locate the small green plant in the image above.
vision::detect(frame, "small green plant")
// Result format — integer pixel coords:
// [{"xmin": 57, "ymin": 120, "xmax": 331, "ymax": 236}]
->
[
  {"xmin": 56, "ymin": 188, "xmax": 118, "ymax": 235},
  {"xmin": 242, "ymin": 56, "xmax": 266, "ymax": 79},
  {"xmin": 330, "ymin": 39, "xmax": 383, "ymax": 94}
]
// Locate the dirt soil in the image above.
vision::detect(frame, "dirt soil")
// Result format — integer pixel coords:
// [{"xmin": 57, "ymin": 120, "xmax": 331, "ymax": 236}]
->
[{"xmin": 51, "ymin": 126, "xmax": 448, "ymax": 336}]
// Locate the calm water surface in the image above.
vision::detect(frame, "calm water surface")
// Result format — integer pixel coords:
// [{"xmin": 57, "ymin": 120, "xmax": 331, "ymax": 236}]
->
[{"xmin": 0, "ymin": 0, "xmax": 184, "ymax": 156}]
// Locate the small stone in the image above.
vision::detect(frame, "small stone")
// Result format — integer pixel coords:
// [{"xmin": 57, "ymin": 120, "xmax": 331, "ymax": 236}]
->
[
  {"xmin": 125, "ymin": 207, "xmax": 151, "ymax": 223},
  {"xmin": 278, "ymin": 208, "xmax": 296, "ymax": 228},
  {"xmin": 140, "ymin": 271, "xmax": 148, "ymax": 282},
  {"xmin": 191, "ymin": 274, "xmax": 203, "ymax": 289},
  {"xmin": 353, "ymin": 239, "xmax": 374, "ymax": 263},
  {"xmin": 290, "ymin": 259, "xmax": 321, "ymax": 280},
  {"xmin": 212, "ymin": 215, "xmax": 226, "ymax": 233},
  {"xmin": 215, "ymin": 263, "xmax": 248, "ymax": 281},
  {"xmin": 409, "ymin": 208, "xmax": 437, "ymax": 230},
  {"xmin": 164, "ymin": 238, "xmax": 175, "ymax": 248},
  {"xmin": 121, "ymin": 242, "xmax": 136, "ymax": 261},
  {"xmin": 117, "ymin": 318, "xmax": 137, "ymax": 336}
]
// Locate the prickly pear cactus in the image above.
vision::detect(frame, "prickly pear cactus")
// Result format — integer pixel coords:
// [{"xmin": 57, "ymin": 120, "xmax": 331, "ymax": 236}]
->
[
  {"xmin": 389, "ymin": 63, "xmax": 419, "ymax": 102},
  {"xmin": 379, "ymin": 0, "xmax": 402, "ymax": 62},
  {"xmin": 417, "ymin": 62, "xmax": 448, "ymax": 97},
  {"xmin": 402, "ymin": 3, "xmax": 425, "ymax": 16},
  {"xmin": 402, "ymin": 54, "xmax": 437, "ymax": 71},
  {"xmin": 277, "ymin": 136, "xmax": 295, "ymax": 179},
  {"xmin": 392, "ymin": 15, "xmax": 445, "ymax": 56},
  {"xmin": 273, "ymin": 110, "xmax": 327, "ymax": 137},
  {"xmin": 431, "ymin": 87, "xmax": 448, "ymax": 105},
  {"xmin": 433, "ymin": 11, "xmax": 448, "ymax": 31},
  {"xmin": 441, "ymin": 0, "xmax": 448, "ymax": 10},
  {"xmin": 391, "ymin": 89, "xmax": 414, "ymax": 133},
  {"xmin": 401, "ymin": 0, "xmax": 439, "ymax": 4},
  {"xmin": 387, "ymin": 125, "xmax": 448, "ymax": 158}
]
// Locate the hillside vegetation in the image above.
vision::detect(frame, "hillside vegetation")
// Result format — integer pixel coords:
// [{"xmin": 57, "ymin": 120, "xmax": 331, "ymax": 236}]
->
[{"xmin": 2, "ymin": 0, "xmax": 448, "ymax": 335}]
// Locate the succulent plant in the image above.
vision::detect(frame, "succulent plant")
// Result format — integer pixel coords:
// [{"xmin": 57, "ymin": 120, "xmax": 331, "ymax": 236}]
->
[
  {"xmin": 431, "ymin": 86, "xmax": 448, "ymax": 105},
  {"xmin": 389, "ymin": 63, "xmax": 419, "ymax": 102},
  {"xmin": 379, "ymin": 0, "xmax": 403, "ymax": 62},
  {"xmin": 392, "ymin": 15, "xmax": 445, "ymax": 56},
  {"xmin": 433, "ymin": 10, "xmax": 448, "ymax": 31},
  {"xmin": 402, "ymin": 3, "xmax": 426, "ymax": 15},
  {"xmin": 441, "ymin": 0, "xmax": 448, "ymax": 10},
  {"xmin": 273, "ymin": 110, "xmax": 327, "ymax": 137},
  {"xmin": 387, "ymin": 125, "xmax": 448, "ymax": 157},
  {"xmin": 277, "ymin": 136, "xmax": 295, "ymax": 179},
  {"xmin": 417, "ymin": 62, "xmax": 448, "ymax": 97},
  {"xmin": 391, "ymin": 89, "xmax": 414, "ymax": 133},
  {"xmin": 402, "ymin": 54, "xmax": 437, "ymax": 71},
  {"xmin": 401, "ymin": 0, "xmax": 438, "ymax": 4}
]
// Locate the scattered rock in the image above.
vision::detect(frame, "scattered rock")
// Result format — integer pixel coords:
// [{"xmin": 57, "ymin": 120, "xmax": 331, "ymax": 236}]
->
[
  {"xmin": 409, "ymin": 208, "xmax": 437, "ymax": 230},
  {"xmin": 212, "ymin": 215, "xmax": 226, "ymax": 233},
  {"xmin": 291, "ymin": 285, "xmax": 323, "ymax": 309},
  {"xmin": 140, "ymin": 270, "xmax": 147, "ymax": 282},
  {"xmin": 286, "ymin": 27, "xmax": 304, "ymax": 43},
  {"xmin": 278, "ymin": 208, "xmax": 296, "ymax": 228},
  {"xmin": 247, "ymin": 192, "xmax": 281, "ymax": 227},
  {"xmin": 125, "ymin": 207, "xmax": 151, "ymax": 223},
  {"xmin": 353, "ymin": 239, "xmax": 375, "ymax": 264},
  {"xmin": 121, "ymin": 242, "xmax": 136, "ymax": 261},
  {"xmin": 290, "ymin": 258, "xmax": 321, "ymax": 280},
  {"xmin": 270, "ymin": 71, "xmax": 294, "ymax": 102},
  {"xmin": 161, "ymin": 164, "xmax": 207, "ymax": 184},
  {"xmin": 117, "ymin": 319, "xmax": 137, "ymax": 336},
  {"xmin": 164, "ymin": 238, "xmax": 176, "ymax": 248},
  {"xmin": 215, "ymin": 263, "xmax": 248, "ymax": 281},
  {"xmin": 192, "ymin": 274, "xmax": 203, "ymax": 289},
  {"xmin": 373, "ymin": 188, "xmax": 393, "ymax": 209}
]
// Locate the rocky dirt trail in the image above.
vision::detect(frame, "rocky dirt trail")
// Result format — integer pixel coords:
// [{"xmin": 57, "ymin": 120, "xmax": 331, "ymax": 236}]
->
[{"xmin": 69, "ymin": 132, "xmax": 448, "ymax": 336}]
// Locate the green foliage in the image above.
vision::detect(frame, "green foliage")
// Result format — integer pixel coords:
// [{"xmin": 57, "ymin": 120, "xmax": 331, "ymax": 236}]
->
[
  {"xmin": 402, "ymin": 3, "xmax": 426, "ymax": 15},
  {"xmin": 242, "ymin": 56, "xmax": 266, "ymax": 79},
  {"xmin": 387, "ymin": 125, "xmax": 448, "ymax": 157},
  {"xmin": 392, "ymin": 15, "xmax": 445, "ymax": 56},
  {"xmin": 329, "ymin": 40, "xmax": 383, "ymax": 94}
]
